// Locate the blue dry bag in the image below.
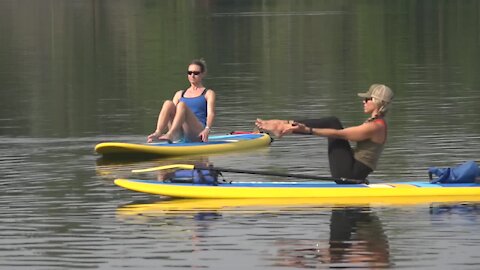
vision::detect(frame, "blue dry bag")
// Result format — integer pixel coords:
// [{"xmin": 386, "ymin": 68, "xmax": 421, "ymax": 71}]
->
[
  {"xmin": 167, "ymin": 169, "xmax": 221, "ymax": 185},
  {"xmin": 428, "ymin": 160, "xmax": 480, "ymax": 184}
]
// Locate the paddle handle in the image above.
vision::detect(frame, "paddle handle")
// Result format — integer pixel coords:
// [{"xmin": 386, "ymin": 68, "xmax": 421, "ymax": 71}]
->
[
  {"xmin": 131, "ymin": 164, "xmax": 365, "ymax": 184},
  {"xmin": 195, "ymin": 166, "xmax": 364, "ymax": 184}
]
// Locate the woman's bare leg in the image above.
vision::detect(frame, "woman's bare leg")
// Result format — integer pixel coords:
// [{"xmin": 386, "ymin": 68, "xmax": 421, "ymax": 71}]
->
[
  {"xmin": 147, "ymin": 100, "xmax": 176, "ymax": 142},
  {"xmin": 158, "ymin": 102, "xmax": 204, "ymax": 142}
]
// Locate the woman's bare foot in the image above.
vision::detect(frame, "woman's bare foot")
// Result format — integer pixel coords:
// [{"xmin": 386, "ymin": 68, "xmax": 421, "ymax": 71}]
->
[
  {"xmin": 147, "ymin": 131, "xmax": 161, "ymax": 143},
  {"xmin": 157, "ymin": 133, "xmax": 173, "ymax": 143},
  {"xmin": 255, "ymin": 119, "xmax": 289, "ymax": 137}
]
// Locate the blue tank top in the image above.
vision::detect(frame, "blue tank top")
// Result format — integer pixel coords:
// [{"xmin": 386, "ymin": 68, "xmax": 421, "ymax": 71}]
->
[{"xmin": 179, "ymin": 88, "xmax": 208, "ymax": 126}]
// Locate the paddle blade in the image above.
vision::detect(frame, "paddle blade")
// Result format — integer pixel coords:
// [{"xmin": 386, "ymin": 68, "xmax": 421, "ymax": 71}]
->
[{"xmin": 132, "ymin": 164, "xmax": 194, "ymax": 173}]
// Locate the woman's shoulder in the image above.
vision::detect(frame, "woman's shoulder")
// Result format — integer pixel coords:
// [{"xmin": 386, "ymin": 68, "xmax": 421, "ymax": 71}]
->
[
  {"xmin": 368, "ymin": 119, "xmax": 387, "ymax": 135},
  {"xmin": 173, "ymin": 90, "xmax": 184, "ymax": 100},
  {"xmin": 372, "ymin": 118, "xmax": 386, "ymax": 126},
  {"xmin": 174, "ymin": 89, "xmax": 185, "ymax": 96},
  {"xmin": 205, "ymin": 89, "xmax": 216, "ymax": 97},
  {"xmin": 361, "ymin": 118, "xmax": 386, "ymax": 131},
  {"xmin": 363, "ymin": 117, "xmax": 386, "ymax": 125}
]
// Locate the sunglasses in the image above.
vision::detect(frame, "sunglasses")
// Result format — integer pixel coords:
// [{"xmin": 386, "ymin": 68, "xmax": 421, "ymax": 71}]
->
[
  {"xmin": 187, "ymin": 71, "xmax": 201, "ymax": 76},
  {"xmin": 364, "ymin": 97, "xmax": 373, "ymax": 103}
]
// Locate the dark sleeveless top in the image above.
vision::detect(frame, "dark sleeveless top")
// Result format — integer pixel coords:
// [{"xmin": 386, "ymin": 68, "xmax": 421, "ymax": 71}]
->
[{"xmin": 179, "ymin": 88, "xmax": 208, "ymax": 126}]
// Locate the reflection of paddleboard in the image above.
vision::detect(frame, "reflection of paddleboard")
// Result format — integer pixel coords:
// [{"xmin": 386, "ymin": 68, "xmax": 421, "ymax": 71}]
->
[
  {"xmin": 114, "ymin": 179, "xmax": 480, "ymax": 200},
  {"xmin": 116, "ymin": 197, "xmax": 480, "ymax": 217},
  {"xmin": 95, "ymin": 133, "xmax": 272, "ymax": 158}
]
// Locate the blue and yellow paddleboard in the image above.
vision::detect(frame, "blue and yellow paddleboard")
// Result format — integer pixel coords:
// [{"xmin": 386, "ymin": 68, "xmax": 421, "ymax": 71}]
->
[
  {"xmin": 95, "ymin": 133, "xmax": 271, "ymax": 158},
  {"xmin": 114, "ymin": 179, "xmax": 480, "ymax": 200}
]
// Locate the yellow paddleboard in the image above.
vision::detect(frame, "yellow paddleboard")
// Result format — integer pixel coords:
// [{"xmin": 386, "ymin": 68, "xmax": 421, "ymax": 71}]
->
[
  {"xmin": 95, "ymin": 133, "xmax": 271, "ymax": 158},
  {"xmin": 114, "ymin": 179, "xmax": 480, "ymax": 199}
]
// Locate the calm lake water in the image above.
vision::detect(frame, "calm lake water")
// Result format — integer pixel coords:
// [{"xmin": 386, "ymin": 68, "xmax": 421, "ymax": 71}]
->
[{"xmin": 1, "ymin": 0, "xmax": 480, "ymax": 269}]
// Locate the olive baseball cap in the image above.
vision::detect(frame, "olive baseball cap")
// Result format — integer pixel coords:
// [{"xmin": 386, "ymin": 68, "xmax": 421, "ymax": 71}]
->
[{"xmin": 358, "ymin": 84, "xmax": 393, "ymax": 103}]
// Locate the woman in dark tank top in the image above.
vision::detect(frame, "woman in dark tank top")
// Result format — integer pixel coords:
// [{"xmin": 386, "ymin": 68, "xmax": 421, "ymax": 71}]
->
[{"xmin": 255, "ymin": 84, "xmax": 393, "ymax": 182}]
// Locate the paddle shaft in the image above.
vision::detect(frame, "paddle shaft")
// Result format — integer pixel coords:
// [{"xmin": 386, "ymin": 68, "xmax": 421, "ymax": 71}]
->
[{"xmin": 195, "ymin": 166, "xmax": 365, "ymax": 184}]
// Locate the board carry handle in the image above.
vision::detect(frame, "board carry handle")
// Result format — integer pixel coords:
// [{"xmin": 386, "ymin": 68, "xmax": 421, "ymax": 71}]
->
[{"xmin": 132, "ymin": 164, "xmax": 366, "ymax": 184}]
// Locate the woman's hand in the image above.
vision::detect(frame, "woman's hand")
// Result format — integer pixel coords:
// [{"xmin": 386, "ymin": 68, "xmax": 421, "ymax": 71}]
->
[
  {"xmin": 281, "ymin": 122, "xmax": 308, "ymax": 136},
  {"xmin": 199, "ymin": 127, "xmax": 210, "ymax": 142}
]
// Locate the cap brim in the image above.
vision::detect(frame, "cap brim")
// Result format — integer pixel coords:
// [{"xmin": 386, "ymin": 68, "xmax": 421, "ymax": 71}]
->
[{"xmin": 357, "ymin": 92, "xmax": 370, "ymax": 98}]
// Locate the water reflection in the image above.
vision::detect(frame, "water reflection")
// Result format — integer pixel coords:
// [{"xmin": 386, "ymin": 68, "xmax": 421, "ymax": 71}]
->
[
  {"xmin": 274, "ymin": 208, "xmax": 390, "ymax": 268},
  {"xmin": 430, "ymin": 202, "xmax": 480, "ymax": 220},
  {"xmin": 116, "ymin": 202, "xmax": 390, "ymax": 268}
]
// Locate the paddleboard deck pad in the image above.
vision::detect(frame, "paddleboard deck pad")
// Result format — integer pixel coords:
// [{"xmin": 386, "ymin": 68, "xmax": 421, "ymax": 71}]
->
[
  {"xmin": 95, "ymin": 133, "xmax": 272, "ymax": 158},
  {"xmin": 114, "ymin": 179, "xmax": 480, "ymax": 199}
]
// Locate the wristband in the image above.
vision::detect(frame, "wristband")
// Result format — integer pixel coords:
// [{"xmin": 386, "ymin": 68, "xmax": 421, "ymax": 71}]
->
[{"xmin": 308, "ymin": 127, "xmax": 313, "ymax": 135}]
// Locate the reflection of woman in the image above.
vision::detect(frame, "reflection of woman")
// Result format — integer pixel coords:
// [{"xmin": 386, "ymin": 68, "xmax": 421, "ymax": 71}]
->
[
  {"xmin": 328, "ymin": 208, "xmax": 390, "ymax": 267},
  {"xmin": 147, "ymin": 59, "xmax": 216, "ymax": 143},
  {"xmin": 274, "ymin": 207, "xmax": 390, "ymax": 268}
]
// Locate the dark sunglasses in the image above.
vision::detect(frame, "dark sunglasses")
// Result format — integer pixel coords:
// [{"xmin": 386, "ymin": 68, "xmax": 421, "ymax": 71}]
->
[
  {"xmin": 187, "ymin": 71, "xmax": 201, "ymax": 75},
  {"xmin": 364, "ymin": 97, "xmax": 373, "ymax": 103}
]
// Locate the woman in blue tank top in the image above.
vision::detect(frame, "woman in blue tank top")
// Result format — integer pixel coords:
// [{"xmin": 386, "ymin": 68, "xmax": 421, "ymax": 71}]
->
[{"xmin": 147, "ymin": 59, "xmax": 216, "ymax": 143}]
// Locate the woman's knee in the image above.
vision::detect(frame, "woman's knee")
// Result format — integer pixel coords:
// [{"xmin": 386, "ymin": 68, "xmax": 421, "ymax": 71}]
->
[
  {"xmin": 176, "ymin": 101, "xmax": 196, "ymax": 115},
  {"xmin": 162, "ymin": 100, "xmax": 175, "ymax": 110},
  {"xmin": 176, "ymin": 101, "xmax": 186, "ymax": 109},
  {"xmin": 323, "ymin": 116, "xmax": 343, "ymax": 129},
  {"xmin": 297, "ymin": 116, "xmax": 343, "ymax": 129}
]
